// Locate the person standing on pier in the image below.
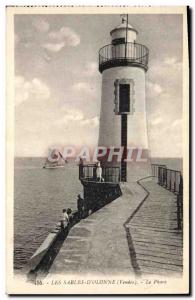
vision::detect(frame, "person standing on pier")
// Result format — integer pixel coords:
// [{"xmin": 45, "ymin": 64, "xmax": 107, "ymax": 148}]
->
[
  {"xmin": 61, "ymin": 209, "xmax": 69, "ymax": 234},
  {"xmin": 96, "ymin": 161, "xmax": 104, "ymax": 182}
]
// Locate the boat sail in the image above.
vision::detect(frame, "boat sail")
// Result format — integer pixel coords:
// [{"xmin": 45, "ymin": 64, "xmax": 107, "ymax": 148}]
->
[{"xmin": 43, "ymin": 149, "xmax": 68, "ymax": 169}]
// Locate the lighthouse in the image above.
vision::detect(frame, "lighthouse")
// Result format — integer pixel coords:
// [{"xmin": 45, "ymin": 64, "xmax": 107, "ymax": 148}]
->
[{"xmin": 98, "ymin": 16, "xmax": 150, "ymax": 182}]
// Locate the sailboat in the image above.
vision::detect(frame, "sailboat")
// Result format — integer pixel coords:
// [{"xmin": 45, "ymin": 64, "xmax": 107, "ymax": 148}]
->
[{"xmin": 43, "ymin": 150, "xmax": 68, "ymax": 169}]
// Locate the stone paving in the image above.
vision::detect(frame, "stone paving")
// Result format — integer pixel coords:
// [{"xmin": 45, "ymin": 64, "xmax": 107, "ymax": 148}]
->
[
  {"xmin": 127, "ymin": 178, "xmax": 183, "ymax": 277},
  {"xmin": 48, "ymin": 182, "xmax": 146, "ymax": 276},
  {"xmin": 47, "ymin": 178, "xmax": 183, "ymax": 277}
]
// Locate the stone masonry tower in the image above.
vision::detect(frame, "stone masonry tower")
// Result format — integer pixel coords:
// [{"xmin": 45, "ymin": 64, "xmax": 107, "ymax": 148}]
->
[{"xmin": 98, "ymin": 16, "xmax": 150, "ymax": 182}]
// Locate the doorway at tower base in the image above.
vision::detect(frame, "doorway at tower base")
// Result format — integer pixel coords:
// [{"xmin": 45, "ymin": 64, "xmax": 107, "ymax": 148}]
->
[{"xmin": 97, "ymin": 147, "xmax": 152, "ymax": 183}]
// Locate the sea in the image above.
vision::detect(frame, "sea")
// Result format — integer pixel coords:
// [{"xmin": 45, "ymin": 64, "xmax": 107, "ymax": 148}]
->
[
  {"xmin": 14, "ymin": 157, "xmax": 182, "ymax": 270},
  {"xmin": 14, "ymin": 157, "xmax": 82, "ymax": 270}
]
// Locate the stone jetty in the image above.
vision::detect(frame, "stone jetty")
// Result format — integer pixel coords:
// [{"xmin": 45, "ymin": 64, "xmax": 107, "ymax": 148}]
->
[{"xmin": 46, "ymin": 178, "xmax": 183, "ymax": 278}]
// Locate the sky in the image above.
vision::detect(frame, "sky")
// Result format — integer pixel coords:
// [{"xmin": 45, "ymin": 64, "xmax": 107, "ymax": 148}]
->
[{"xmin": 14, "ymin": 14, "xmax": 183, "ymax": 157}]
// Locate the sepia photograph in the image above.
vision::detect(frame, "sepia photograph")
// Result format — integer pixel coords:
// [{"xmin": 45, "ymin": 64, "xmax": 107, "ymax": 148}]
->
[{"xmin": 6, "ymin": 6, "xmax": 189, "ymax": 294}]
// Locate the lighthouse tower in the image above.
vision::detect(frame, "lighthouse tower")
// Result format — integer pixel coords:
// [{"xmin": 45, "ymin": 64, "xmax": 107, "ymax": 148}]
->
[{"xmin": 98, "ymin": 16, "xmax": 150, "ymax": 182}]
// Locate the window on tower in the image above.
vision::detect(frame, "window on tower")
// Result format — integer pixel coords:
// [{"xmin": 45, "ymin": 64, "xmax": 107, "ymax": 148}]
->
[
  {"xmin": 112, "ymin": 38, "xmax": 125, "ymax": 45},
  {"xmin": 114, "ymin": 79, "xmax": 135, "ymax": 115},
  {"xmin": 119, "ymin": 84, "xmax": 130, "ymax": 113}
]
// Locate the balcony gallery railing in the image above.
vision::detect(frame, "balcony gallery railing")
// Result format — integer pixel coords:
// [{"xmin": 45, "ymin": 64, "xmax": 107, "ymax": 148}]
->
[
  {"xmin": 151, "ymin": 164, "xmax": 183, "ymax": 231},
  {"xmin": 99, "ymin": 42, "xmax": 149, "ymax": 72},
  {"xmin": 79, "ymin": 164, "xmax": 120, "ymax": 184}
]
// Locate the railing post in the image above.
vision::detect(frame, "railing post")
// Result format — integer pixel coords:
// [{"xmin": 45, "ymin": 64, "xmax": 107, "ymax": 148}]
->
[
  {"xmin": 179, "ymin": 175, "xmax": 183, "ymax": 195},
  {"xmin": 165, "ymin": 168, "xmax": 167, "ymax": 187},
  {"xmin": 162, "ymin": 167, "xmax": 164, "ymax": 185},
  {"xmin": 79, "ymin": 164, "xmax": 83, "ymax": 180},
  {"xmin": 177, "ymin": 175, "xmax": 183, "ymax": 230},
  {"xmin": 157, "ymin": 167, "xmax": 159, "ymax": 183},
  {"xmin": 177, "ymin": 194, "xmax": 182, "ymax": 230},
  {"xmin": 158, "ymin": 167, "xmax": 163, "ymax": 185},
  {"xmin": 93, "ymin": 166, "xmax": 97, "ymax": 181},
  {"xmin": 162, "ymin": 168, "xmax": 166, "ymax": 185},
  {"xmin": 166, "ymin": 170, "xmax": 168, "ymax": 189},
  {"xmin": 177, "ymin": 194, "xmax": 183, "ymax": 231},
  {"xmin": 169, "ymin": 171, "xmax": 172, "ymax": 190}
]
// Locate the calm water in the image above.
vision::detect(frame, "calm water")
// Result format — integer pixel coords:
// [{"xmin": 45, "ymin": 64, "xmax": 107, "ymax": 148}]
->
[
  {"xmin": 151, "ymin": 157, "xmax": 183, "ymax": 172},
  {"xmin": 14, "ymin": 157, "xmax": 182, "ymax": 270},
  {"xmin": 14, "ymin": 158, "xmax": 82, "ymax": 270}
]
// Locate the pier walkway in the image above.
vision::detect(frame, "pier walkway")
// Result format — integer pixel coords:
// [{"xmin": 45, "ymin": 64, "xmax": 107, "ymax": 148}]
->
[
  {"xmin": 47, "ymin": 178, "xmax": 183, "ymax": 277},
  {"xmin": 126, "ymin": 178, "xmax": 183, "ymax": 277}
]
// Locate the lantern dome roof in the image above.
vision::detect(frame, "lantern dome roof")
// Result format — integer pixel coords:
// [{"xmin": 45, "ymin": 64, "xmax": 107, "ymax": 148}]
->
[{"xmin": 110, "ymin": 21, "xmax": 138, "ymax": 35}]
